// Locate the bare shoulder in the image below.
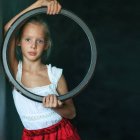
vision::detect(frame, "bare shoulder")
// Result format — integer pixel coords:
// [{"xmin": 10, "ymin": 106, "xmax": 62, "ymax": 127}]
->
[{"xmin": 57, "ymin": 75, "xmax": 68, "ymax": 95}]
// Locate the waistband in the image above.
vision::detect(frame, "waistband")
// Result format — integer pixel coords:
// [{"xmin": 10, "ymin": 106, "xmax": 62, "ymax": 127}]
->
[{"xmin": 23, "ymin": 118, "xmax": 70, "ymax": 136}]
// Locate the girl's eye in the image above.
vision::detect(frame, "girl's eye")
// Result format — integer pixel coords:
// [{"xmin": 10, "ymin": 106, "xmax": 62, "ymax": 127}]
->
[
  {"xmin": 25, "ymin": 38, "xmax": 31, "ymax": 42},
  {"xmin": 37, "ymin": 40, "xmax": 45, "ymax": 45}
]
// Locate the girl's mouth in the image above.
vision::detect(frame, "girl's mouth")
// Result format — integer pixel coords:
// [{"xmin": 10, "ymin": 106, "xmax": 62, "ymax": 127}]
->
[{"xmin": 28, "ymin": 52, "xmax": 37, "ymax": 56}]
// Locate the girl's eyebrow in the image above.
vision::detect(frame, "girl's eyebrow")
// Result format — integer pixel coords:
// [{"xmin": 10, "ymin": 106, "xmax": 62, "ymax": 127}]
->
[{"xmin": 22, "ymin": 35, "xmax": 45, "ymax": 40}]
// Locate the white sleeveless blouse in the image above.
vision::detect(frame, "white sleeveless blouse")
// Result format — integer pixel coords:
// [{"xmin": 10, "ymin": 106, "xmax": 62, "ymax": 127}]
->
[{"xmin": 12, "ymin": 61, "xmax": 63, "ymax": 130}]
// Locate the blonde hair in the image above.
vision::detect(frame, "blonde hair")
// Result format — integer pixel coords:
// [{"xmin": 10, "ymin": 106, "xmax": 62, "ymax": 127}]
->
[{"xmin": 16, "ymin": 15, "xmax": 52, "ymax": 64}]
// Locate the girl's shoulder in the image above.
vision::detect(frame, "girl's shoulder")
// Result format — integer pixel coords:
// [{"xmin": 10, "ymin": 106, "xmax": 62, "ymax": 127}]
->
[
  {"xmin": 47, "ymin": 64, "xmax": 62, "ymax": 73},
  {"xmin": 47, "ymin": 64, "xmax": 63, "ymax": 85}
]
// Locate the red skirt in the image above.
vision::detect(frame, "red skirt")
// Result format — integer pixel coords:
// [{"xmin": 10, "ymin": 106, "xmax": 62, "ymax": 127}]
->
[{"xmin": 22, "ymin": 118, "xmax": 81, "ymax": 140}]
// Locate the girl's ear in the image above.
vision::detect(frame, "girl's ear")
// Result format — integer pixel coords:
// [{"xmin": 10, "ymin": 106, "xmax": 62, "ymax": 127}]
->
[
  {"xmin": 16, "ymin": 38, "xmax": 21, "ymax": 46},
  {"xmin": 17, "ymin": 43, "xmax": 21, "ymax": 46},
  {"xmin": 44, "ymin": 40, "xmax": 51, "ymax": 50}
]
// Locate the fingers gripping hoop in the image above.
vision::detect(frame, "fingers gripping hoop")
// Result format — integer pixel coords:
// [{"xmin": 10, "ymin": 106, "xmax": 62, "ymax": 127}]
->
[{"xmin": 2, "ymin": 7, "xmax": 97, "ymax": 102}]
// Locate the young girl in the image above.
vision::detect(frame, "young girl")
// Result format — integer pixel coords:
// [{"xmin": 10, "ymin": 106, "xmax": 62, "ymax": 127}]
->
[{"xmin": 4, "ymin": 0, "xmax": 81, "ymax": 139}]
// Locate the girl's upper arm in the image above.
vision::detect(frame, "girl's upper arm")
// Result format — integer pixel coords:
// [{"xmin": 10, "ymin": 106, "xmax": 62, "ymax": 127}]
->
[
  {"xmin": 57, "ymin": 75, "xmax": 68, "ymax": 95},
  {"xmin": 4, "ymin": 19, "xmax": 18, "ymax": 77},
  {"xmin": 57, "ymin": 75, "xmax": 76, "ymax": 118},
  {"xmin": 7, "ymin": 35, "xmax": 18, "ymax": 78},
  {"xmin": 57, "ymin": 75, "xmax": 75, "ymax": 106}
]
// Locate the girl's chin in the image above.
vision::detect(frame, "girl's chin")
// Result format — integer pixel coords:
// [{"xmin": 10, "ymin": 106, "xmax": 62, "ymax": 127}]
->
[{"xmin": 24, "ymin": 56, "xmax": 40, "ymax": 62}]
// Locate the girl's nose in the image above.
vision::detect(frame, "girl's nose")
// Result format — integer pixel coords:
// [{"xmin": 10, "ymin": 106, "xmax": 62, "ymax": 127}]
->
[{"xmin": 30, "ymin": 41, "xmax": 37, "ymax": 49}]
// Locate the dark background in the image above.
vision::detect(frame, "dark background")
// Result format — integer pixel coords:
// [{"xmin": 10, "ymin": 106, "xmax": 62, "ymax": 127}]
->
[{"xmin": 0, "ymin": 0, "xmax": 140, "ymax": 140}]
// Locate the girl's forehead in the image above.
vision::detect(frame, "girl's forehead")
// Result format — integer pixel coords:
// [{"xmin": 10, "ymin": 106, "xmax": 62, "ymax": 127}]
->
[
  {"xmin": 24, "ymin": 22, "xmax": 45, "ymax": 30},
  {"xmin": 22, "ymin": 23, "xmax": 46, "ymax": 37}
]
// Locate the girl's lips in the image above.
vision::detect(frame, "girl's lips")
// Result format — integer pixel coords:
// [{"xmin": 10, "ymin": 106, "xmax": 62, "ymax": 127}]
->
[{"xmin": 28, "ymin": 52, "xmax": 37, "ymax": 56}]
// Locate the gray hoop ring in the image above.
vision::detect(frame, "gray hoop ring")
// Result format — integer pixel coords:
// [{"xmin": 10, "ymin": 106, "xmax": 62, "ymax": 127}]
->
[{"xmin": 2, "ymin": 7, "xmax": 97, "ymax": 102}]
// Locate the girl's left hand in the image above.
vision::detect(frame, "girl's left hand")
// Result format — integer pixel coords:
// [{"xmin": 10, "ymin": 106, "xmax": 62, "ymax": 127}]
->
[
  {"xmin": 39, "ymin": 0, "xmax": 62, "ymax": 15},
  {"xmin": 43, "ymin": 94, "xmax": 63, "ymax": 108}
]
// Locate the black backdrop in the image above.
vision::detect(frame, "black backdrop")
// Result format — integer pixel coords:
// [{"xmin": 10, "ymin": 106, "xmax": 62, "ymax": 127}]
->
[
  {"xmin": 1, "ymin": 0, "xmax": 140, "ymax": 140},
  {"xmin": 0, "ymin": 1, "xmax": 6, "ymax": 139}
]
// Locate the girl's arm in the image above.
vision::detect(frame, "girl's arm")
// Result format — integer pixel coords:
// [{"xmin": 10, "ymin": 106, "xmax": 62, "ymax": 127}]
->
[
  {"xmin": 4, "ymin": 0, "xmax": 61, "ymax": 77},
  {"xmin": 43, "ymin": 75, "xmax": 76, "ymax": 119},
  {"xmin": 4, "ymin": 0, "xmax": 61, "ymax": 32}
]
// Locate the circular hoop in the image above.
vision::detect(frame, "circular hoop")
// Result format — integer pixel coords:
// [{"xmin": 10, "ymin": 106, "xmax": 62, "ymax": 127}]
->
[{"xmin": 2, "ymin": 7, "xmax": 97, "ymax": 102}]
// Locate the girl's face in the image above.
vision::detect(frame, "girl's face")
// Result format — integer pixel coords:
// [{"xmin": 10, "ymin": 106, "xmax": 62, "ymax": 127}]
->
[{"xmin": 19, "ymin": 22, "xmax": 47, "ymax": 62}]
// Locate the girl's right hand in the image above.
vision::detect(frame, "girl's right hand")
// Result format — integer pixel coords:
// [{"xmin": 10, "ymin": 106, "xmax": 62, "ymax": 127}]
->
[
  {"xmin": 39, "ymin": 0, "xmax": 62, "ymax": 15},
  {"xmin": 43, "ymin": 94, "xmax": 63, "ymax": 108}
]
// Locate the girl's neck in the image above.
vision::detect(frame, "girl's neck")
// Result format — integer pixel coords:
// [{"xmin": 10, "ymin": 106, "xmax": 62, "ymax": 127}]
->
[{"xmin": 22, "ymin": 60, "xmax": 45, "ymax": 72}]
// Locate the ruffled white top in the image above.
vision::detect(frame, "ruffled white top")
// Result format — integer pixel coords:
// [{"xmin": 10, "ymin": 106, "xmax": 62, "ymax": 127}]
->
[{"xmin": 12, "ymin": 61, "xmax": 63, "ymax": 130}]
